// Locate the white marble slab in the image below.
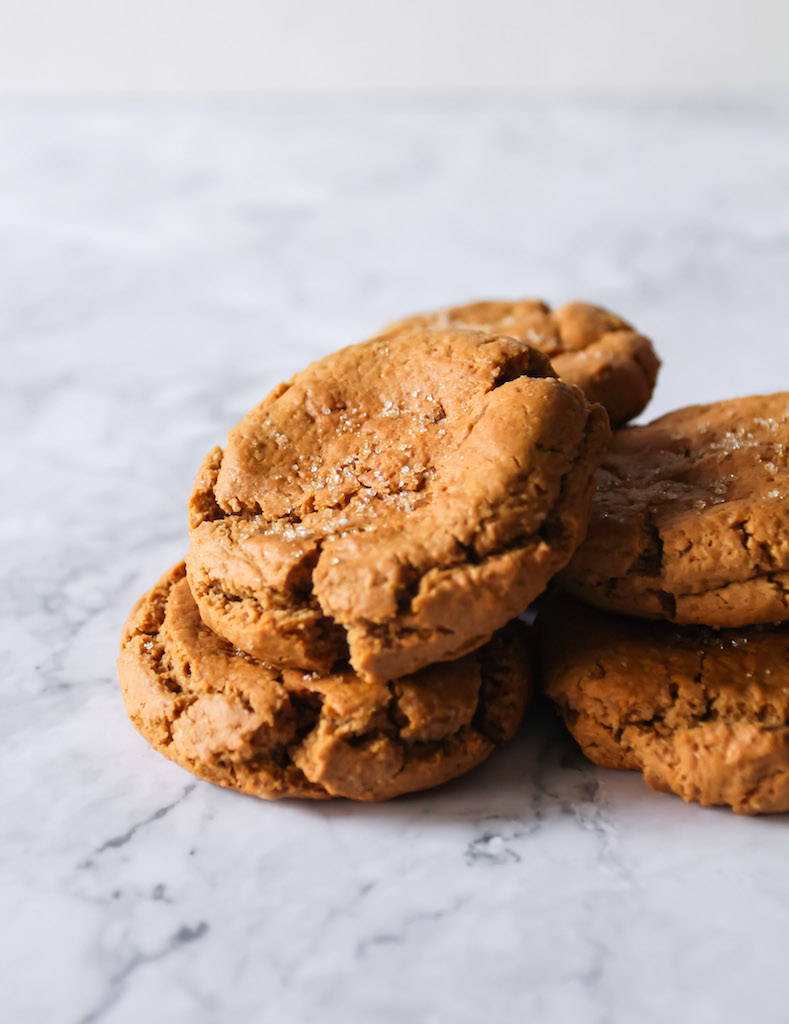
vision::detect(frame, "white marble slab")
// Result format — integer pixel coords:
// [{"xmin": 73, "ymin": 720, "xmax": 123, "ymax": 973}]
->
[{"xmin": 2, "ymin": 98, "xmax": 789, "ymax": 1024}]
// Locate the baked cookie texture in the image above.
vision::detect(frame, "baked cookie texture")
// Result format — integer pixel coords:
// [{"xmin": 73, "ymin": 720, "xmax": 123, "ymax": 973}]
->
[
  {"xmin": 386, "ymin": 299, "xmax": 659, "ymax": 427},
  {"xmin": 539, "ymin": 595, "xmax": 789, "ymax": 814},
  {"xmin": 563, "ymin": 393, "xmax": 789, "ymax": 628},
  {"xmin": 118, "ymin": 564, "xmax": 531, "ymax": 802},
  {"xmin": 187, "ymin": 326, "xmax": 610, "ymax": 682}
]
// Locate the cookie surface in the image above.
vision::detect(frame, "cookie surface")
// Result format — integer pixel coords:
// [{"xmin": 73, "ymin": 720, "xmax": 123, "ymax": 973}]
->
[
  {"xmin": 539, "ymin": 595, "xmax": 789, "ymax": 814},
  {"xmin": 563, "ymin": 393, "xmax": 789, "ymax": 627},
  {"xmin": 386, "ymin": 299, "xmax": 659, "ymax": 427},
  {"xmin": 187, "ymin": 326, "xmax": 609, "ymax": 682},
  {"xmin": 118, "ymin": 564, "xmax": 531, "ymax": 801}
]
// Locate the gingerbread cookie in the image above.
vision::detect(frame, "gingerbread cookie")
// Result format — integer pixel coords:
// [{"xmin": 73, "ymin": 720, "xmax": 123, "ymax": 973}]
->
[
  {"xmin": 538, "ymin": 594, "xmax": 789, "ymax": 814},
  {"xmin": 118, "ymin": 564, "xmax": 530, "ymax": 801},
  {"xmin": 386, "ymin": 299, "xmax": 659, "ymax": 426},
  {"xmin": 187, "ymin": 326, "xmax": 609, "ymax": 682},
  {"xmin": 563, "ymin": 393, "xmax": 789, "ymax": 627}
]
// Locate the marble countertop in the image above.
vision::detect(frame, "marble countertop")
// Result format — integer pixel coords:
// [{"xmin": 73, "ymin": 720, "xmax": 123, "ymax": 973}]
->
[{"xmin": 3, "ymin": 97, "xmax": 789, "ymax": 1024}]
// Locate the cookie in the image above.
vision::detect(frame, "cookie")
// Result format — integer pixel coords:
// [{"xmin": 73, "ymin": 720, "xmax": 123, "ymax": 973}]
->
[
  {"xmin": 118, "ymin": 564, "xmax": 531, "ymax": 801},
  {"xmin": 386, "ymin": 299, "xmax": 659, "ymax": 427},
  {"xmin": 538, "ymin": 594, "xmax": 789, "ymax": 814},
  {"xmin": 562, "ymin": 394, "xmax": 789, "ymax": 627},
  {"xmin": 187, "ymin": 325, "xmax": 609, "ymax": 682}
]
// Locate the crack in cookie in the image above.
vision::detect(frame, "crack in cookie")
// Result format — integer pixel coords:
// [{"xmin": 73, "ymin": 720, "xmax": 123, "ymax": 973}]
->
[
  {"xmin": 187, "ymin": 326, "xmax": 609, "ymax": 681},
  {"xmin": 118, "ymin": 564, "xmax": 531, "ymax": 801},
  {"xmin": 563, "ymin": 393, "xmax": 789, "ymax": 628},
  {"xmin": 385, "ymin": 298, "xmax": 660, "ymax": 427},
  {"xmin": 538, "ymin": 595, "xmax": 789, "ymax": 814}
]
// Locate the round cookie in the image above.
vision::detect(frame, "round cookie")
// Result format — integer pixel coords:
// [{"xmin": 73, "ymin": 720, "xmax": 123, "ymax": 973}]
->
[
  {"xmin": 187, "ymin": 325, "xmax": 609, "ymax": 682},
  {"xmin": 538, "ymin": 594, "xmax": 789, "ymax": 814},
  {"xmin": 563, "ymin": 393, "xmax": 789, "ymax": 628},
  {"xmin": 386, "ymin": 299, "xmax": 659, "ymax": 427},
  {"xmin": 118, "ymin": 564, "xmax": 531, "ymax": 802}
]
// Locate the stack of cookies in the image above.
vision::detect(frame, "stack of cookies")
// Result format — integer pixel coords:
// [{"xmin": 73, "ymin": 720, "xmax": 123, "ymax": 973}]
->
[
  {"xmin": 118, "ymin": 300, "xmax": 655, "ymax": 801},
  {"xmin": 539, "ymin": 394, "xmax": 789, "ymax": 814},
  {"xmin": 120, "ymin": 296, "xmax": 789, "ymax": 814}
]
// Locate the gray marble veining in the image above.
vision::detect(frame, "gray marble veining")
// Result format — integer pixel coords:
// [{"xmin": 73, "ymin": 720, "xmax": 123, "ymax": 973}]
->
[{"xmin": 2, "ymin": 97, "xmax": 789, "ymax": 1024}]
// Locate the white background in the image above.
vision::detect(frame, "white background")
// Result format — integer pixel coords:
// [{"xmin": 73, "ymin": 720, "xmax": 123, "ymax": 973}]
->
[{"xmin": 1, "ymin": 0, "xmax": 788, "ymax": 95}]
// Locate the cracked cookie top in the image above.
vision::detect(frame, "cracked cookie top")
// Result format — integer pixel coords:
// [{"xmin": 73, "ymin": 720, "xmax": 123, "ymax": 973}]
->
[
  {"xmin": 186, "ymin": 325, "xmax": 609, "ymax": 681},
  {"xmin": 538, "ymin": 594, "xmax": 789, "ymax": 814},
  {"xmin": 385, "ymin": 299, "xmax": 660, "ymax": 427},
  {"xmin": 118, "ymin": 564, "xmax": 530, "ymax": 801},
  {"xmin": 562, "ymin": 393, "xmax": 789, "ymax": 628}
]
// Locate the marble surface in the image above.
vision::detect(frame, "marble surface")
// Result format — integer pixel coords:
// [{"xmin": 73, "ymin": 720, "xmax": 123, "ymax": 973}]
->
[{"xmin": 2, "ymin": 97, "xmax": 789, "ymax": 1024}]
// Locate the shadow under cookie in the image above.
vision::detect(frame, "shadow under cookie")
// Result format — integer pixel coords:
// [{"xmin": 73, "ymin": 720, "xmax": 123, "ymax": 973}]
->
[
  {"xmin": 118, "ymin": 564, "xmax": 531, "ymax": 802},
  {"xmin": 537, "ymin": 594, "xmax": 789, "ymax": 814}
]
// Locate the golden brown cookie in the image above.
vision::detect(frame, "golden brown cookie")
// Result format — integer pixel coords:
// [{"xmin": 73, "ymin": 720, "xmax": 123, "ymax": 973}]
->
[
  {"xmin": 118, "ymin": 564, "xmax": 531, "ymax": 802},
  {"xmin": 539, "ymin": 595, "xmax": 789, "ymax": 814},
  {"xmin": 187, "ymin": 325, "xmax": 609, "ymax": 682},
  {"xmin": 563, "ymin": 394, "xmax": 789, "ymax": 628},
  {"xmin": 386, "ymin": 299, "xmax": 659, "ymax": 427}
]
